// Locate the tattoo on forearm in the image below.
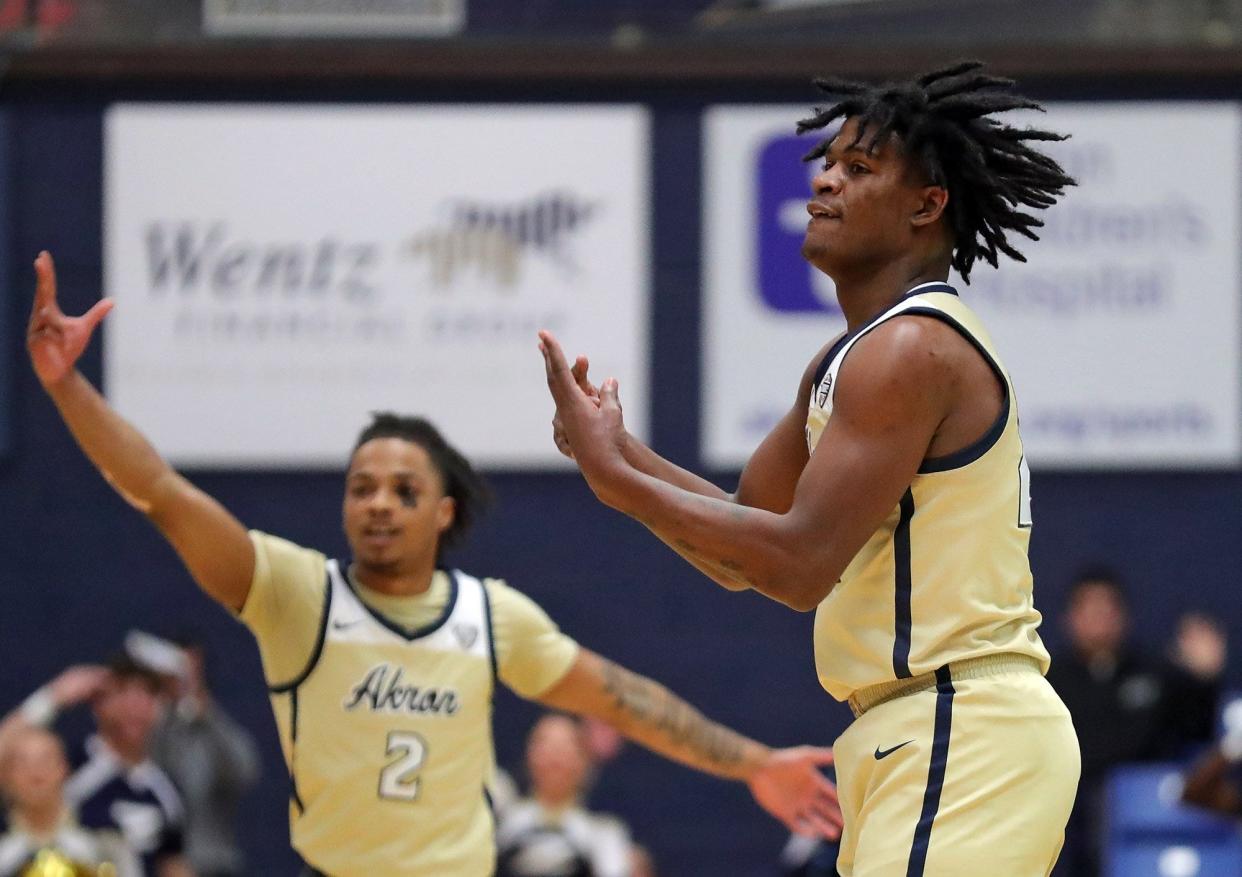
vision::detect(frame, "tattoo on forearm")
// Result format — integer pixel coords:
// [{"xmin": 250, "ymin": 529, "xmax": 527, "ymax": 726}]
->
[
  {"xmin": 672, "ymin": 538, "xmax": 753, "ymax": 586},
  {"xmin": 599, "ymin": 659, "xmax": 748, "ymax": 770}
]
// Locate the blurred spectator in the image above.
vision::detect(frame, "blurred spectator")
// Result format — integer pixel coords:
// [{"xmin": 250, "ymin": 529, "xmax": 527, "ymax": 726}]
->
[
  {"xmin": 496, "ymin": 714, "xmax": 635, "ymax": 877},
  {"xmin": 1181, "ymin": 696, "xmax": 1242, "ymax": 818},
  {"xmin": 1, "ymin": 658, "xmax": 194, "ymax": 877},
  {"xmin": 0, "ymin": 726, "xmax": 140, "ymax": 876},
  {"xmin": 1048, "ymin": 568, "xmax": 1226, "ymax": 877},
  {"xmin": 143, "ymin": 635, "xmax": 259, "ymax": 877}
]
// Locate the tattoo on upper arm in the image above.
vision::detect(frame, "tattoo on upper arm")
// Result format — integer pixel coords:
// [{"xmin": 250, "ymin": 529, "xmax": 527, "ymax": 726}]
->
[{"xmin": 598, "ymin": 659, "xmax": 746, "ymax": 769}]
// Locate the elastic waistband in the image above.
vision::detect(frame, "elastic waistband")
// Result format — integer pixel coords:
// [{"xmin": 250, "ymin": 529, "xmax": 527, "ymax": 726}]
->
[{"xmin": 847, "ymin": 653, "xmax": 1042, "ymax": 718}]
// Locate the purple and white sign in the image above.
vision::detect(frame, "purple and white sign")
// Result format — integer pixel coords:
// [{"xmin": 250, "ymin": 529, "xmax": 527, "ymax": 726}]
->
[{"xmin": 702, "ymin": 103, "xmax": 1241, "ymax": 470}]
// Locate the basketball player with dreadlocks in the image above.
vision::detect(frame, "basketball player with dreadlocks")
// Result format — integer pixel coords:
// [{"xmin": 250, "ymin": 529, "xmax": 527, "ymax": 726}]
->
[{"xmin": 541, "ymin": 62, "xmax": 1081, "ymax": 875}]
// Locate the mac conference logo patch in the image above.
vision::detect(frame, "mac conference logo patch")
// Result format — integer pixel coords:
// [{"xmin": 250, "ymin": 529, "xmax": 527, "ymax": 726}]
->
[
  {"xmin": 452, "ymin": 623, "xmax": 479, "ymax": 650},
  {"xmin": 815, "ymin": 373, "xmax": 833, "ymax": 408}
]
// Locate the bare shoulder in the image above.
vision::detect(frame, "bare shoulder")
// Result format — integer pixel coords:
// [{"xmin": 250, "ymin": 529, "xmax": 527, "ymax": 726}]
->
[
  {"xmin": 848, "ymin": 314, "xmax": 973, "ymax": 381},
  {"xmin": 833, "ymin": 316, "xmax": 967, "ymax": 422}
]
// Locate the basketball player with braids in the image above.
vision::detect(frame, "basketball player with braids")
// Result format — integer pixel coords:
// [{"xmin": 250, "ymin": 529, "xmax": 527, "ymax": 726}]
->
[
  {"xmin": 542, "ymin": 62, "xmax": 1081, "ymax": 875},
  {"xmin": 25, "ymin": 254, "xmax": 843, "ymax": 876}
]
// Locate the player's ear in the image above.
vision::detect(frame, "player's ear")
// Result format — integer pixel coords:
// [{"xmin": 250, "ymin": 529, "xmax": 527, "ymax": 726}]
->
[
  {"xmin": 911, "ymin": 185, "xmax": 949, "ymax": 229},
  {"xmin": 435, "ymin": 496, "xmax": 456, "ymax": 535}
]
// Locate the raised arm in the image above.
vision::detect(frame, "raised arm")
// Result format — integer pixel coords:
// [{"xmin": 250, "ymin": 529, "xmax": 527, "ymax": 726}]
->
[
  {"xmin": 541, "ymin": 320, "xmax": 954, "ymax": 611},
  {"xmin": 27, "ymin": 252, "xmax": 254, "ymax": 611},
  {"xmin": 537, "ymin": 648, "xmax": 840, "ymax": 838},
  {"xmin": 552, "ymin": 346, "xmax": 831, "ymax": 514},
  {"xmin": 548, "ymin": 343, "xmax": 830, "ymax": 594},
  {"xmin": 0, "ymin": 666, "xmax": 109, "ymax": 760}
]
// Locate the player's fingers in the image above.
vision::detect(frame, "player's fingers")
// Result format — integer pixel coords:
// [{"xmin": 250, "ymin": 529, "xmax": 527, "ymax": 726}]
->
[
  {"xmin": 809, "ymin": 790, "xmax": 839, "ymax": 814},
  {"xmin": 33, "ymin": 251, "xmax": 60, "ymax": 313},
  {"xmin": 538, "ymin": 331, "xmax": 577, "ymax": 401},
  {"xmin": 571, "ymin": 356, "xmax": 599, "ymax": 398},
  {"xmin": 802, "ymin": 810, "xmax": 842, "ymax": 840},
  {"xmin": 82, "ymin": 298, "xmax": 115, "ymax": 332},
  {"xmin": 803, "ymin": 747, "xmax": 835, "ymax": 766},
  {"xmin": 810, "ymin": 775, "xmax": 839, "ymax": 806},
  {"xmin": 552, "ymin": 417, "xmax": 575, "ymax": 459},
  {"xmin": 599, "ymin": 378, "xmax": 622, "ymax": 412}
]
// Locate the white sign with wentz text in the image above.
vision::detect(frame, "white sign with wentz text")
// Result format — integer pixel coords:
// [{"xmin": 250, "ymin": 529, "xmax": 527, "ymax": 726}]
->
[
  {"xmin": 105, "ymin": 104, "xmax": 650, "ymax": 469},
  {"xmin": 702, "ymin": 102, "xmax": 1242, "ymax": 469}
]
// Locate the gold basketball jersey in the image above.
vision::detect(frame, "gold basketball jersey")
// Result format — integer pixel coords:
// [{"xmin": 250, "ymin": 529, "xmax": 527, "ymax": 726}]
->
[
  {"xmin": 269, "ymin": 560, "xmax": 498, "ymax": 876},
  {"xmin": 806, "ymin": 282, "xmax": 1051, "ymax": 703}
]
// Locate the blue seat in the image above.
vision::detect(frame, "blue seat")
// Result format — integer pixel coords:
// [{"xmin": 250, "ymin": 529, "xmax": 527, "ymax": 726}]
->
[
  {"xmin": 1105, "ymin": 764, "xmax": 1242, "ymax": 876},
  {"xmin": 1106, "ymin": 839, "xmax": 1242, "ymax": 877},
  {"xmin": 1108, "ymin": 764, "xmax": 1239, "ymax": 839}
]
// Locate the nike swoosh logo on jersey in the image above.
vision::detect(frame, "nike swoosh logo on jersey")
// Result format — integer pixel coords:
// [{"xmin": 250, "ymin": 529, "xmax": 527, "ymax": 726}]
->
[
  {"xmin": 332, "ymin": 619, "xmax": 362, "ymax": 631},
  {"xmin": 874, "ymin": 740, "xmax": 915, "ymax": 760}
]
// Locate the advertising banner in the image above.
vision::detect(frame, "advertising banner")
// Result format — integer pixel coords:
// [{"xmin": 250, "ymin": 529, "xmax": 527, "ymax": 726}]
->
[
  {"xmin": 105, "ymin": 104, "xmax": 649, "ymax": 469},
  {"xmin": 203, "ymin": 0, "xmax": 465, "ymax": 37},
  {"xmin": 702, "ymin": 102, "xmax": 1241, "ymax": 469}
]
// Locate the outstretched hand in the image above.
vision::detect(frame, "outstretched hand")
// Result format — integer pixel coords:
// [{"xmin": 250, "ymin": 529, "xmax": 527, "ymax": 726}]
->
[
  {"xmin": 748, "ymin": 746, "xmax": 843, "ymax": 840},
  {"xmin": 551, "ymin": 353, "xmax": 600, "ymax": 460},
  {"xmin": 27, "ymin": 251, "xmax": 114, "ymax": 389},
  {"xmin": 539, "ymin": 330, "xmax": 630, "ymax": 500}
]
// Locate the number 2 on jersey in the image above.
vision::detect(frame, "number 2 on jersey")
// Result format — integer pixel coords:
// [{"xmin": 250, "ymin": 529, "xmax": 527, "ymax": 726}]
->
[{"xmin": 379, "ymin": 731, "xmax": 428, "ymax": 801}]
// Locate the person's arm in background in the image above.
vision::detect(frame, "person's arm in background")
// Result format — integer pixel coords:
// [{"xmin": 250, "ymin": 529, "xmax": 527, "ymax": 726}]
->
[
  {"xmin": 1161, "ymin": 613, "xmax": 1227, "ymax": 755},
  {"xmin": 1182, "ymin": 697, "xmax": 1242, "ymax": 817},
  {"xmin": 27, "ymin": 251, "xmax": 254, "ymax": 612},
  {"xmin": 1182, "ymin": 750, "xmax": 1242, "ymax": 816},
  {"xmin": 0, "ymin": 666, "xmax": 109, "ymax": 758},
  {"xmin": 538, "ymin": 648, "xmax": 840, "ymax": 838}
]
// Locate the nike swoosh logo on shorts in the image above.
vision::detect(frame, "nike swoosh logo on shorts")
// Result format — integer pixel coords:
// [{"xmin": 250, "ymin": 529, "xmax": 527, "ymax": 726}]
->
[{"xmin": 874, "ymin": 740, "xmax": 915, "ymax": 760}]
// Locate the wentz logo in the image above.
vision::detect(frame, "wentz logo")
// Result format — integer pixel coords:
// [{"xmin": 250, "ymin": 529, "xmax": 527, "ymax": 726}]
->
[
  {"xmin": 407, "ymin": 191, "xmax": 596, "ymax": 288},
  {"xmin": 144, "ymin": 222, "xmax": 378, "ymax": 301}
]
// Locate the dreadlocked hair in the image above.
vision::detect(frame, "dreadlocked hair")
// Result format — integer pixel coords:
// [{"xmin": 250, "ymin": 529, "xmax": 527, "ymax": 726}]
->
[
  {"xmin": 797, "ymin": 60, "xmax": 1076, "ymax": 282},
  {"xmin": 353, "ymin": 412, "xmax": 492, "ymax": 556}
]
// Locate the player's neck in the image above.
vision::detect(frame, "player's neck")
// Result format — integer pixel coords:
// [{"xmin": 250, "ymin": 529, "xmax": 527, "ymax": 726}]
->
[
  {"xmin": 534, "ymin": 788, "xmax": 579, "ymax": 812},
  {"xmin": 352, "ymin": 558, "xmax": 437, "ymax": 597},
  {"xmin": 101, "ymin": 733, "xmax": 147, "ymax": 768},
  {"xmin": 16, "ymin": 800, "xmax": 66, "ymax": 837},
  {"xmin": 833, "ymin": 256, "xmax": 951, "ymax": 331}
]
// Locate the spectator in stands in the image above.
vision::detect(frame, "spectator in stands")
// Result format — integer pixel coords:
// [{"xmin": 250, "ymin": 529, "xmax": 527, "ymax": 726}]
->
[
  {"xmin": 1181, "ymin": 695, "xmax": 1242, "ymax": 818},
  {"xmin": 1048, "ymin": 568, "xmax": 1226, "ymax": 877},
  {"xmin": 146, "ymin": 636, "xmax": 259, "ymax": 877},
  {"xmin": 0, "ymin": 658, "xmax": 194, "ymax": 877},
  {"xmin": 0, "ymin": 725, "xmax": 140, "ymax": 876},
  {"xmin": 497, "ymin": 713, "xmax": 635, "ymax": 877}
]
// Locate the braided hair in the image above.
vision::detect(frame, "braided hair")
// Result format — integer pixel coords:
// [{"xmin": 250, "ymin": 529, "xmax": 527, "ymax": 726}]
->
[
  {"xmin": 797, "ymin": 60, "xmax": 1076, "ymax": 282},
  {"xmin": 353, "ymin": 412, "xmax": 491, "ymax": 555}
]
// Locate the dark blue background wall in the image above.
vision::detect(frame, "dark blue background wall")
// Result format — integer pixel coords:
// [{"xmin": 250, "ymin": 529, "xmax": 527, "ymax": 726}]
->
[{"xmin": 1, "ymin": 84, "xmax": 1240, "ymax": 876}]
